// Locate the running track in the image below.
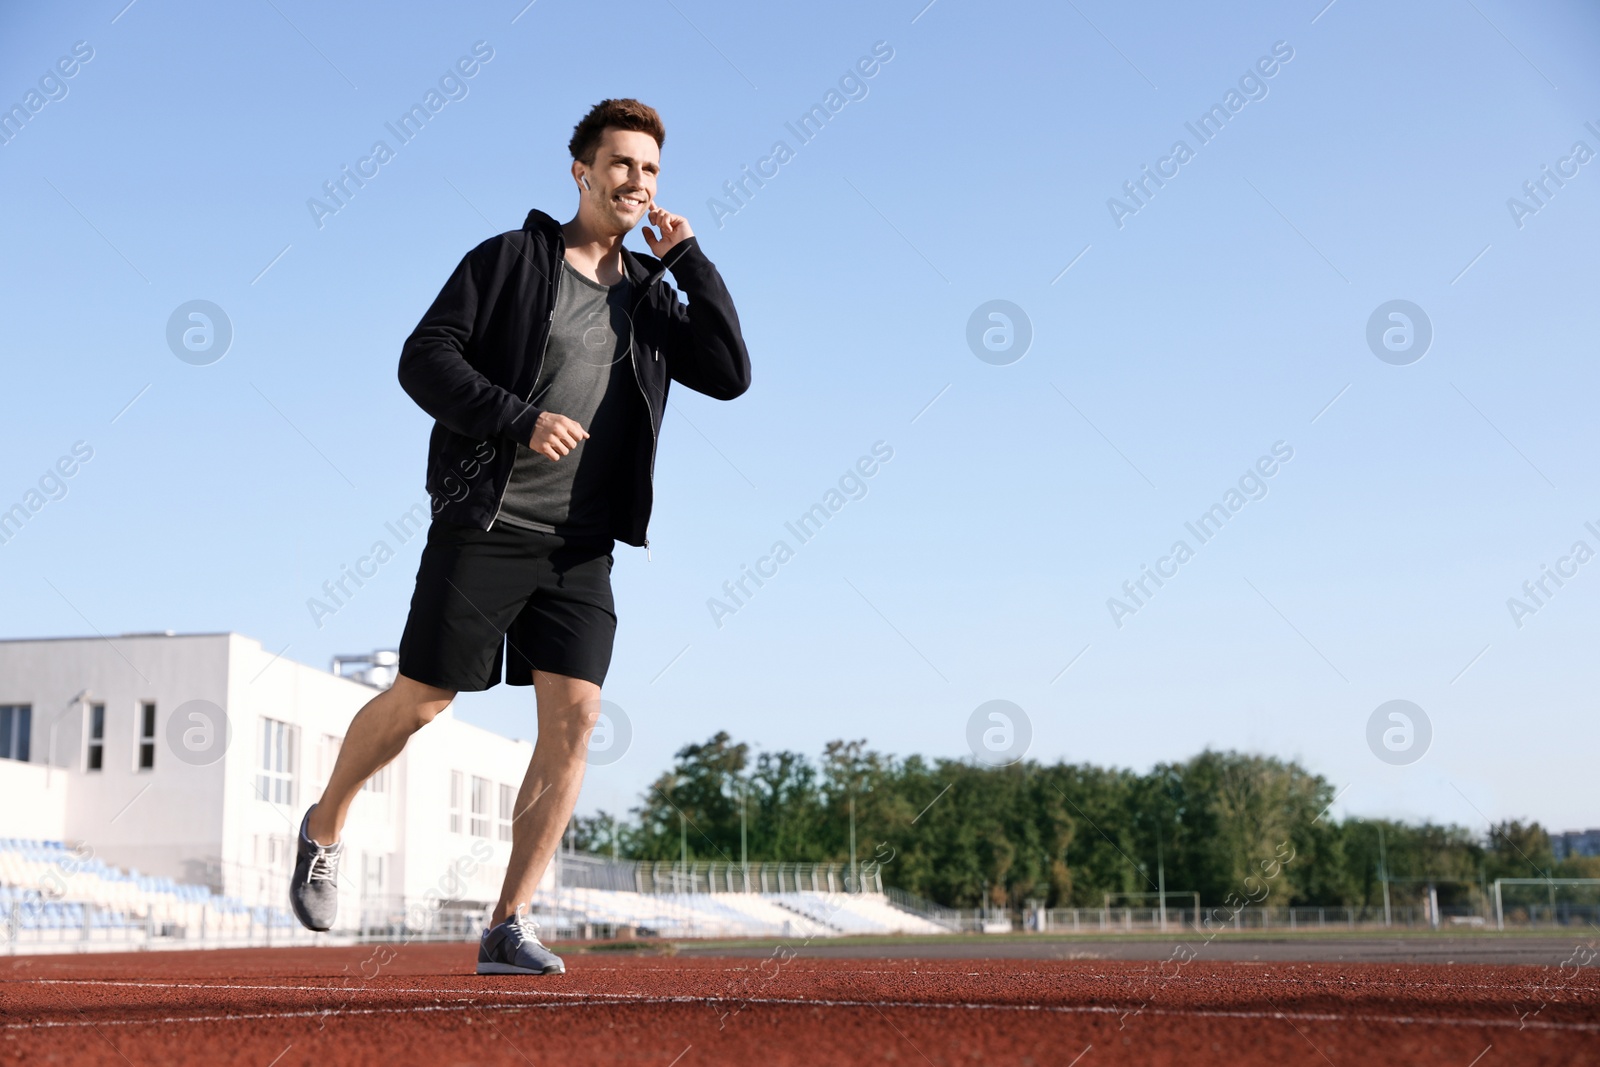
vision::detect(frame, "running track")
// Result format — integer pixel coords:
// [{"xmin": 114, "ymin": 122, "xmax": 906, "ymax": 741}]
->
[{"xmin": 2, "ymin": 943, "xmax": 1596, "ymax": 1065}]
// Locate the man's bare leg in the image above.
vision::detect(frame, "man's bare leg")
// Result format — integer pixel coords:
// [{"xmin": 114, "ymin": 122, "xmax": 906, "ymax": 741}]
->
[
  {"xmin": 490, "ymin": 669, "xmax": 601, "ymax": 926},
  {"xmin": 307, "ymin": 673, "xmax": 456, "ymax": 846}
]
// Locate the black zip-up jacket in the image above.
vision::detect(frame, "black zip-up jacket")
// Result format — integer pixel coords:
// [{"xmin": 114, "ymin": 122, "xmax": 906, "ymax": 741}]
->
[{"xmin": 398, "ymin": 208, "xmax": 751, "ymax": 553}]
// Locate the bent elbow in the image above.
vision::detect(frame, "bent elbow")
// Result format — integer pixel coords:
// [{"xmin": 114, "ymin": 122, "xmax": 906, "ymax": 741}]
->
[
  {"xmin": 396, "ymin": 346, "xmax": 421, "ymax": 402},
  {"xmin": 707, "ymin": 365, "xmax": 750, "ymax": 401},
  {"xmin": 720, "ymin": 346, "xmax": 752, "ymax": 399}
]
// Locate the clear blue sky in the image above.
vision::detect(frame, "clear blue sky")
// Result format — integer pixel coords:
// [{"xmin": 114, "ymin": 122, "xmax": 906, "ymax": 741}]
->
[{"xmin": 3, "ymin": 0, "xmax": 1597, "ymax": 835}]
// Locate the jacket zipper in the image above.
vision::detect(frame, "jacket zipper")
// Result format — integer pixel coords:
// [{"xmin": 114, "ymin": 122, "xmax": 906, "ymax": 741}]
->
[
  {"xmin": 488, "ymin": 239, "xmax": 562, "ymax": 532},
  {"xmin": 490, "ymin": 230, "xmax": 664, "ymax": 559},
  {"xmin": 628, "ymin": 275, "xmax": 658, "ymax": 562}
]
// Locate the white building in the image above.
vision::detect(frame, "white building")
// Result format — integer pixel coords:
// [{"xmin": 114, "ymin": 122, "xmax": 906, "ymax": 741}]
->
[
  {"xmin": 1, "ymin": 633, "xmax": 958, "ymax": 950},
  {"xmin": 0, "ymin": 632, "xmax": 539, "ymax": 930}
]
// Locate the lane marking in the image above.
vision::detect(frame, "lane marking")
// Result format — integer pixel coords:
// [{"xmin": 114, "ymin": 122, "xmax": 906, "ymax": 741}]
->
[
  {"xmin": 21, "ymin": 972, "xmax": 1599, "ymax": 997},
  {"xmin": 5, "ymin": 991, "xmax": 1598, "ymax": 1034}
]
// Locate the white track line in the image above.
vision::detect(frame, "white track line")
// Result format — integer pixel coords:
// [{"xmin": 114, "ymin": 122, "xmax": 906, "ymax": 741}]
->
[
  {"xmin": 21, "ymin": 974, "xmax": 1600, "ymax": 998},
  {"xmin": 5, "ymin": 992, "xmax": 1598, "ymax": 1034},
  {"xmin": 20, "ymin": 985, "xmax": 630, "ymax": 1004}
]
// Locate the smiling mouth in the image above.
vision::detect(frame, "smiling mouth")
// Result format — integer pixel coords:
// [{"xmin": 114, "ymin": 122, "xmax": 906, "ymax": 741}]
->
[{"xmin": 611, "ymin": 193, "xmax": 646, "ymax": 211}]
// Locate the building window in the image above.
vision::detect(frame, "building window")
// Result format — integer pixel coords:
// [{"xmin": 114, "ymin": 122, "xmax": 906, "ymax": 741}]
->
[
  {"xmin": 449, "ymin": 770, "xmax": 464, "ymax": 833},
  {"xmin": 498, "ymin": 783, "xmax": 515, "ymax": 842},
  {"xmin": 86, "ymin": 703, "xmax": 105, "ymax": 771},
  {"xmin": 470, "ymin": 776, "xmax": 490, "ymax": 838},
  {"xmin": 137, "ymin": 701, "xmax": 156, "ymax": 770},
  {"xmin": 257, "ymin": 718, "xmax": 298, "ymax": 806},
  {"xmin": 0, "ymin": 705, "xmax": 30, "ymax": 763}
]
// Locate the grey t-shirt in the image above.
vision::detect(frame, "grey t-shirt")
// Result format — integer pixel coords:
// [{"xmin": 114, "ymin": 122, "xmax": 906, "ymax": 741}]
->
[{"xmin": 495, "ymin": 258, "xmax": 641, "ymax": 537}]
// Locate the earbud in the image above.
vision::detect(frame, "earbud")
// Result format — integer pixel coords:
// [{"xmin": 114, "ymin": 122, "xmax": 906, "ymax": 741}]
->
[{"xmin": 580, "ymin": 175, "xmax": 591, "ymax": 190}]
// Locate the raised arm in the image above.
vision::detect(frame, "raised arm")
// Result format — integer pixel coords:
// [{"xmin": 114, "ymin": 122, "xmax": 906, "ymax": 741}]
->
[
  {"xmin": 658, "ymin": 236, "xmax": 752, "ymax": 400},
  {"xmin": 640, "ymin": 203, "xmax": 751, "ymax": 401}
]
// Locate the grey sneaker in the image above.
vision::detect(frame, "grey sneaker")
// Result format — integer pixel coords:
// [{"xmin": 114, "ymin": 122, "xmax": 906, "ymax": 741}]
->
[
  {"xmin": 289, "ymin": 805, "xmax": 343, "ymax": 932},
  {"xmin": 477, "ymin": 905, "xmax": 566, "ymax": 975}
]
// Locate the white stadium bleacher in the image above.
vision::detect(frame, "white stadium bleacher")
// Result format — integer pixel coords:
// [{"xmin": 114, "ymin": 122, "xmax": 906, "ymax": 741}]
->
[
  {"xmin": 526, "ymin": 884, "xmax": 949, "ymax": 940},
  {"xmin": 3, "ymin": 836, "xmax": 963, "ymax": 950},
  {"xmin": 0, "ymin": 837, "xmax": 295, "ymax": 946},
  {"xmin": 771, "ymin": 891, "xmax": 955, "ymax": 936}
]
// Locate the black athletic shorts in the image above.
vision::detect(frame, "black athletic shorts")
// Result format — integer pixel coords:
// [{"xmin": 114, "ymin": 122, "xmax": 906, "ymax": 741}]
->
[{"xmin": 397, "ymin": 518, "xmax": 617, "ymax": 691}]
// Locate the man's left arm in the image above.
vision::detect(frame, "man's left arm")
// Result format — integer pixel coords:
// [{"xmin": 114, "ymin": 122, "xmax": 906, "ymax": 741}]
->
[{"xmin": 642, "ymin": 205, "xmax": 751, "ymax": 400}]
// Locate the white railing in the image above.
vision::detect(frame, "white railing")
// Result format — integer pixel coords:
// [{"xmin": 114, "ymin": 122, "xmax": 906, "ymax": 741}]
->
[
  {"xmin": 554, "ymin": 854, "xmax": 883, "ymax": 896},
  {"xmin": 883, "ymin": 886, "xmax": 963, "ymax": 931}
]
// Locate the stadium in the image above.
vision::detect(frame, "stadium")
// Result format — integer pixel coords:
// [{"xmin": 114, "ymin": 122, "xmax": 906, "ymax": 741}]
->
[
  {"xmin": 3, "ymin": 633, "xmax": 1597, "ymax": 1063},
  {"xmin": 5, "ymin": 1, "xmax": 1600, "ymax": 1064}
]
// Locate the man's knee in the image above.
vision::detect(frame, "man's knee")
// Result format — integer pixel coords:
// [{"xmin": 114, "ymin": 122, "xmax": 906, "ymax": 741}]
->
[
  {"xmin": 411, "ymin": 699, "xmax": 453, "ymax": 729},
  {"xmin": 552, "ymin": 700, "xmax": 602, "ymax": 745},
  {"xmin": 392, "ymin": 673, "xmax": 456, "ymax": 729},
  {"xmin": 533, "ymin": 673, "xmax": 602, "ymax": 749}
]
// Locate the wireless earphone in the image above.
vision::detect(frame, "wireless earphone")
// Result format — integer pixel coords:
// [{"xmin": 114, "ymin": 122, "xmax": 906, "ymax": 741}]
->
[{"xmin": 580, "ymin": 175, "xmax": 591, "ymax": 190}]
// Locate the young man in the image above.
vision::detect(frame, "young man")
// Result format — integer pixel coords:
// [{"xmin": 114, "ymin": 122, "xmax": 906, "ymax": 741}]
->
[{"xmin": 288, "ymin": 99, "xmax": 751, "ymax": 975}]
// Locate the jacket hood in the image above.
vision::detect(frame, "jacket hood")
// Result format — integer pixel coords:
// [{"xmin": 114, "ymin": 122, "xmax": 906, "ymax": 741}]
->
[
  {"xmin": 522, "ymin": 206, "xmax": 563, "ymax": 239},
  {"xmin": 521, "ymin": 207, "xmax": 664, "ymax": 287}
]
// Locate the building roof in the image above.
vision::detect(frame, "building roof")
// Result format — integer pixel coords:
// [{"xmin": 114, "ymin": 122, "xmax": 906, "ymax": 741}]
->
[{"xmin": 0, "ymin": 632, "xmax": 236, "ymax": 643}]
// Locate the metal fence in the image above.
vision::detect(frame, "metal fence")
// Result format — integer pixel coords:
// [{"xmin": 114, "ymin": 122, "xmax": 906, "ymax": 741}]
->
[
  {"xmin": 976, "ymin": 903, "xmax": 1600, "ymax": 933},
  {"xmin": 0, "ymin": 896, "xmax": 499, "ymax": 953}
]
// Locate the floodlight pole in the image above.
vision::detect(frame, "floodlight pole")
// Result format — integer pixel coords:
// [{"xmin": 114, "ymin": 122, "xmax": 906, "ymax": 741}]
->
[
  {"xmin": 740, "ymin": 784, "xmax": 749, "ymax": 893},
  {"xmin": 1156, "ymin": 829, "xmax": 1167, "ymax": 933},
  {"xmin": 1378, "ymin": 824, "xmax": 1392, "ymax": 927},
  {"xmin": 849, "ymin": 793, "xmax": 858, "ymax": 894}
]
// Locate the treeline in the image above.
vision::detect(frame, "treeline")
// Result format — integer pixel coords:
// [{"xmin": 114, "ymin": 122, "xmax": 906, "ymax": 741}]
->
[{"xmin": 573, "ymin": 732, "xmax": 1595, "ymax": 911}]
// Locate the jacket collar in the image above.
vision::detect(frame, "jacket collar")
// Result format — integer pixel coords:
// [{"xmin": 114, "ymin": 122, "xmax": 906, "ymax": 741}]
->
[{"xmin": 523, "ymin": 207, "xmax": 665, "ymax": 289}]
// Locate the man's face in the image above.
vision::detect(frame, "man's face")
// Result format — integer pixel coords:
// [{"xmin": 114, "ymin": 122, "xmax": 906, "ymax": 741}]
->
[{"xmin": 575, "ymin": 127, "xmax": 660, "ymax": 235}]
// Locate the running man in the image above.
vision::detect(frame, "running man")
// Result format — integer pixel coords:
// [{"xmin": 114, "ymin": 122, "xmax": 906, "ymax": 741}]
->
[{"xmin": 288, "ymin": 98, "xmax": 751, "ymax": 975}]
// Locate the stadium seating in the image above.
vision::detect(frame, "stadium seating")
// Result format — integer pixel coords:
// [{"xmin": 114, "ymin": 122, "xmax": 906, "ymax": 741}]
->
[
  {"xmin": 0, "ymin": 837, "xmax": 295, "ymax": 943},
  {"xmin": 770, "ymin": 891, "xmax": 954, "ymax": 935},
  {"xmin": 2, "ymin": 837, "xmax": 956, "ymax": 948},
  {"xmin": 528, "ymin": 883, "xmax": 941, "ymax": 939}
]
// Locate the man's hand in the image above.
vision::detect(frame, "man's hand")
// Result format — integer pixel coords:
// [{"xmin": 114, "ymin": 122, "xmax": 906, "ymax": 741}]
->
[
  {"xmin": 642, "ymin": 199, "xmax": 693, "ymax": 258},
  {"xmin": 529, "ymin": 411, "xmax": 589, "ymax": 461}
]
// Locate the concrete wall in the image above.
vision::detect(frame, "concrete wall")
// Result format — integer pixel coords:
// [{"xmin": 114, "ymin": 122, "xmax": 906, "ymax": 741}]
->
[
  {"xmin": 0, "ymin": 758, "xmax": 67, "ymax": 840},
  {"xmin": 0, "ymin": 634, "xmax": 230, "ymax": 879},
  {"xmin": 0, "ymin": 633, "xmax": 540, "ymax": 925}
]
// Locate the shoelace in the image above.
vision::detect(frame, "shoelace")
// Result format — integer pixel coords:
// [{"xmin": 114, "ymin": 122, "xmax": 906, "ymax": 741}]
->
[
  {"xmin": 511, "ymin": 905, "xmax": 542, "ymax": 943},
  {"xmin": 306, "ymin": 845, "xmax": 342, "ymax": 885}
]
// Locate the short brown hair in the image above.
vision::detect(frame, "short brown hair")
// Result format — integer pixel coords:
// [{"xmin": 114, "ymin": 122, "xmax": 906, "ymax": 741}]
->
[{"xmin": 568, "ymin": 99, "xmax": 665, "ymax": 165}]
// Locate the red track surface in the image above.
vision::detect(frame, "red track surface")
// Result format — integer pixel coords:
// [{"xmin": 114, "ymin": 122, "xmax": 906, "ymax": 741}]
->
[{"xmin": 2, "ymin": 943, "xmax": 1596, "ymax": 1065}]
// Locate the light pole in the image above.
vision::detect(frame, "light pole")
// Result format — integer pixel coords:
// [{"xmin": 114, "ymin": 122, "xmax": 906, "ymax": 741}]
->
[
  {"xmin": 1156, "ymin": 828, "xmax": 1167, "ymax": 933},
  {"xmin": 849, "ymin": 792, "xmax": 858, "ymax": 893},
  {"xmin": 1378, "ymin": 824, "xmax": 1393, "ymax": 927},
  {"xmin": 740, "ymin": 782, "xmax": 749, "ymax": 892}
]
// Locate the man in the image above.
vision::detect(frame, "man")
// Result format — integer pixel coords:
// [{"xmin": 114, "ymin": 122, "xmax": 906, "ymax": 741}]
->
[{"xmin": 287, "ymin": 98, "xmax": 751, "ymax": 975}]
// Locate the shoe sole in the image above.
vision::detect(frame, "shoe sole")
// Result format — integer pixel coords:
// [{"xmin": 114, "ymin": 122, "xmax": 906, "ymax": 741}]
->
[
  {"xmin": 476, "ymin": 962, "xmax": 565, "ymax": 976},
  {"xmin": 289, "ymin": 897, "xmax": 334, "ymax": 933},
  {"xmin": 289, "ymin": 911, "xmax": 332, "ymax": 932}
]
